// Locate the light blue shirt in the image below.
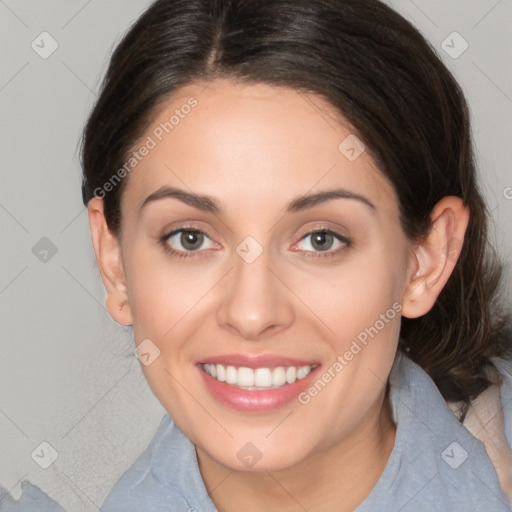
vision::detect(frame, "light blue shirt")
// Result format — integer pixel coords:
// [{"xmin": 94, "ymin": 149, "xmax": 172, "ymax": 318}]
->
[
  {"xmin": 100, "ymin": 353, "xmax": 512, "ymax": 511},
  {"xmin": 3, "ymin": 353, "xmax": 511, "ymax": 511},
  {"xmin": 0, "ymin": 482, "xmax": 65, "ymax": 512}
]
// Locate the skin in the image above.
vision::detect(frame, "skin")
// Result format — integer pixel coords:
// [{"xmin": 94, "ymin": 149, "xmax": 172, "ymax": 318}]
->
[{"xmin": 88, "ymin": 78, "xmax": 469, "ymax": 511}]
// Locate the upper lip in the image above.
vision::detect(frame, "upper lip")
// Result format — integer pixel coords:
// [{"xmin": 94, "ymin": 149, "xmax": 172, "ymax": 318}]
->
[{"xmin": 198, "ymin": 354, "xmax": 320, "ymax": 369}]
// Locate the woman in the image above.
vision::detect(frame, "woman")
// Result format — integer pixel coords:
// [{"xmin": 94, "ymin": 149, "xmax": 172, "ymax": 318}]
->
[
  {"xmin": 4, "ymin": 0, "xmax": 511, "ymax": 510},
  {"xmin": 83, "ymin": 0, "xmax": 512, "ymax": 510}
]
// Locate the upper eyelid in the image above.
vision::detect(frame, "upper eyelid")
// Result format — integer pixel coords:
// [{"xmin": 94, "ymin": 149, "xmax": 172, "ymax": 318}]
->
[{"xmin": 163, "ymin": 226, "xmax": 345, "ymax": 238}]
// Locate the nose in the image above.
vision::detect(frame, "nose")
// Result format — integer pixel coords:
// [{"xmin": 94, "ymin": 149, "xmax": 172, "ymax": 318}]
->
[{"xmin": 216, "ymin": 245, "xmax": 295, "ymax": 341}]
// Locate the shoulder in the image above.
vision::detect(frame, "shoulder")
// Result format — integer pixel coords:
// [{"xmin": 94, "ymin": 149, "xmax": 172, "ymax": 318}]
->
[
  {"xmin": 452, "ymin": 357, "xmax": 512, "ymax": 501},
  {"xmin": 99, "ymin": 414, "xmax": 216, "ymax": 512},
  {"xmin": 491, "ymin": 356, "xmax": 512, "ymax": 445},
  {"xmin": 365, "ymin": 353, "xmax": 512, "ymax": 511},
  {"xmin": 0, "ymin": 482, "xmax": 65, "ymax": 512}
]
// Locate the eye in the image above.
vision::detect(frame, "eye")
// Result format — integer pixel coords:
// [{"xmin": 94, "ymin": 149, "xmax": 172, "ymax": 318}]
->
[
  {"xmin": 160, "ymin": 227, "xmax": 350, "ymax": 259},
  {"xmin": 293, "ymin": 229, "xmax": 350, "ymax": 257},
  {"xmin": 160, "ymin": 228, "xmax": 216, "ymax": 258}
]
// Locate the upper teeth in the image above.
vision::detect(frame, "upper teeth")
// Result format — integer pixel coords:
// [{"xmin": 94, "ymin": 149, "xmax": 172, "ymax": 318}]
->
[{"xmin": 202, "ymin": 363, "xmax": 314, "ymax": 389}]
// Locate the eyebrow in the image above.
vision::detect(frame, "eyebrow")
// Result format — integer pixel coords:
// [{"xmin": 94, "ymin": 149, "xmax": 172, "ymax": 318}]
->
[{"xmin": 139, "ymin": 185, "xmax": 376, "ymax": 215}]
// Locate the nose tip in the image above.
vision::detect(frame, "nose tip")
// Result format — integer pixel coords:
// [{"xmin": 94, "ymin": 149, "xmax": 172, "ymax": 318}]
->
[{"xmin": 215, "ymin": 248, "xmax": 294, "ymax": 341}]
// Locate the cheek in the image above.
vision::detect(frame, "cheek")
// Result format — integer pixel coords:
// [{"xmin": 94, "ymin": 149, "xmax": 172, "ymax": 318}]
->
[
  {"xmin": 294, "ymin": 249, "xmax": 405, "ymax": 337},
  {"xmin": 124, "ymin": 244, "xmax": 209, "ymax": 339},
  {"xmin": 296, "ymin": 246, "xmax": 405, "ymax": 403}
]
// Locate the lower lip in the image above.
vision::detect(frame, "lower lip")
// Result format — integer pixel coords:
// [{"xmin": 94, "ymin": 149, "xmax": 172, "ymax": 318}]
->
[{"xmin": 198, "ymin": 365, "xmax": 320, "ymax": 413}]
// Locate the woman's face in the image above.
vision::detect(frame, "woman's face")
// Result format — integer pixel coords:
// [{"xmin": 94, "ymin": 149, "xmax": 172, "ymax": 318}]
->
[{"xmin": 116, "ymin": 79, "xmax": 415, "ymax": 471}]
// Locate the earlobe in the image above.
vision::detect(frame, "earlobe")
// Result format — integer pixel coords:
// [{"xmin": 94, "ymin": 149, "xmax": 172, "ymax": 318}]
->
[
  {"xmin": 87, "ymin": 198, "xmax": 133, "ymax": 326},
  {"xmin": 401, "ymin": 196, "xmax": 470, "ymax": 319}
]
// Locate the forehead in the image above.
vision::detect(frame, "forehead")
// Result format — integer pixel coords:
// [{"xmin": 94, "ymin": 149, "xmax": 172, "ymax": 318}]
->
[{"xmin": 121, "ymin": 79, "xmax": 398, "ymax": 220}]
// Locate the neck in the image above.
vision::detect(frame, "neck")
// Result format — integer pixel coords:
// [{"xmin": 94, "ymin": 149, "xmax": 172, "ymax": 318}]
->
[{"xmin": 196, "ymin": 389, "xmax": 396, "ymax": 512}]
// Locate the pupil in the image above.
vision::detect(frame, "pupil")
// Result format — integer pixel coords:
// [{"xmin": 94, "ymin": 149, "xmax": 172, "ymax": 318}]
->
[
  {"xmin": 312, "ymin": 232, "xmax": 333, "ymax": 251},
  {"xmin": 182, "ymin": 231, "xmax": 203, "ymax": 250}
]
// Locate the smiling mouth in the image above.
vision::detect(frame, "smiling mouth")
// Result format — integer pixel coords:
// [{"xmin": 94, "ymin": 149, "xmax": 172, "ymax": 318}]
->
[{"xmin": 201, "ymin": 363, "xmax": 317, "ymax": 390}]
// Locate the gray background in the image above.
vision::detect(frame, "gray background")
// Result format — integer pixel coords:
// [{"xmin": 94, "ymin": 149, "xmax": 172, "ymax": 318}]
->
[{"xmin": 0, "ymin": 1, "xmax": 511, "ymax": 510}]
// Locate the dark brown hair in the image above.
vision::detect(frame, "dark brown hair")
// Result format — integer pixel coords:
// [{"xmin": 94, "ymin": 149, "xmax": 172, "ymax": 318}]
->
[{"xmin": 81, "ymin": 0, "xmax": 511, "ymax": 405}]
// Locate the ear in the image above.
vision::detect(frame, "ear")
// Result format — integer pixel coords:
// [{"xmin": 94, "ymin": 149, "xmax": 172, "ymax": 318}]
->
[
  {"xmin": 401, "ymin": 196, "xmax": 470, "ymax": 319},
  {"xmin": 87, "ymin": 197, "xmax": 133, "ymax": 326}
]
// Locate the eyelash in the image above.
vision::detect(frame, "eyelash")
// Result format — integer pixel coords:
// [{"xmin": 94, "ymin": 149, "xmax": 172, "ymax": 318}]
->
[{"xmin": 159, "ymin": 227, "xmax": 351, "ymax": 260}]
